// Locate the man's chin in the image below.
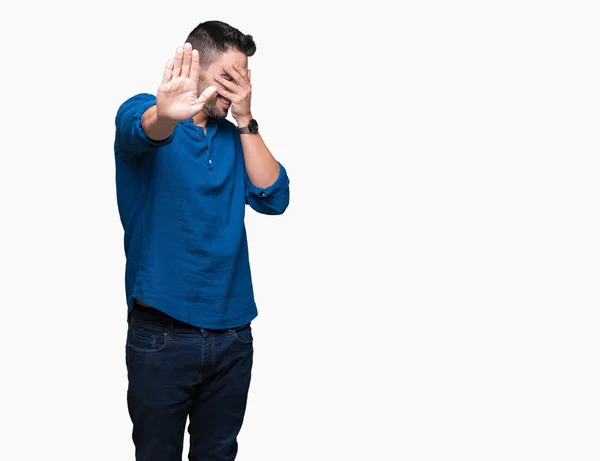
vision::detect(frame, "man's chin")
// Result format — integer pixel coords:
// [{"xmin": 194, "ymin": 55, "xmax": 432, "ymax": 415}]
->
[{"xmin": 204, "ymin": 105, "xmax": 228, "ymax": 120}]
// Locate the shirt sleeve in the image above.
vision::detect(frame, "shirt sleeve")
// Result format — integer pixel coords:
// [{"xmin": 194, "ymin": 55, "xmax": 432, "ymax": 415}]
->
[
  {"xmin": 245, "ymin": 162, "xmax": 290, "ymax": 215},
  {"xmin": 115, "ymin": 93, "xmax": 176, "ymax": 154}
]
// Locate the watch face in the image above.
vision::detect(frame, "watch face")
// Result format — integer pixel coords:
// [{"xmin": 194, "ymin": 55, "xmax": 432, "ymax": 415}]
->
[{"xmin": 249, "ymin": 119, "xmax": 259, "ymax": 133}]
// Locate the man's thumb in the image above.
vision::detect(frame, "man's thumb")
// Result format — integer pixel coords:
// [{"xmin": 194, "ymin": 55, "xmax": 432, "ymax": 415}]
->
[{"xmin": 197, "ymin": 85, "xmax": 217, "ymax": 105}]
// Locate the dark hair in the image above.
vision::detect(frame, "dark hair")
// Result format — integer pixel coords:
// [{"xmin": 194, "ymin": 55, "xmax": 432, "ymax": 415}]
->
[{"xmin": 185, "ymin": 20, "xmax": 256, "ymax": 68}]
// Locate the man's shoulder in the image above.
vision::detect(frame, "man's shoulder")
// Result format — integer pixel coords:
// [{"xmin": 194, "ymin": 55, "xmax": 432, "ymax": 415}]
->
[
  {"xmin": 116, "ymin": 93, "xmax": 157, "ymax": 118},
  {"xmin": 125, "ymin": 92, "xmax": 156, "ymax": 104}
]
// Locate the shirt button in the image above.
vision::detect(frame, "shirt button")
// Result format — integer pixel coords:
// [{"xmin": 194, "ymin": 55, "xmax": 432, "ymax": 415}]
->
[
  {"xmin": 259, "ymin": 191, "xmax": 266, "ymax": 197},
  {"xmin": 209, "ymin": 159, "xmax": 212, "ymax": 164}
]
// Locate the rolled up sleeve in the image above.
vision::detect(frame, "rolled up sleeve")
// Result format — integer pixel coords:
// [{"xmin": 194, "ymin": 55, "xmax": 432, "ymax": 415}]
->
[
  {"xmin": 115, "ymin": 93, "xmax": 176, "ymax": 154},
  {"xmin": 246, "ymin": 162, "xmax": 290, "ymax": 215}
]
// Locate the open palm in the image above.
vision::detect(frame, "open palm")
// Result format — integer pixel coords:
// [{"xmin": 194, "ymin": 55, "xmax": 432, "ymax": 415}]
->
[{"xmin": 156, "ymin": 43, "xmax": 216, "ymax": 121}]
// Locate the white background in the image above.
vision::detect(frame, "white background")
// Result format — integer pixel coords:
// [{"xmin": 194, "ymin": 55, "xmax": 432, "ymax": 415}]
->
[{"xmin": 1, "ymin": 0, "xmax": 599, "ymax": 460}]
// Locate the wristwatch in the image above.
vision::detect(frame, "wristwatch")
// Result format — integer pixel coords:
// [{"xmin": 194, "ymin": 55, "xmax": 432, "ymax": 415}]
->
[{"xmin": 238, "ymin": 119, "xmax": 259, "ymax": 134}]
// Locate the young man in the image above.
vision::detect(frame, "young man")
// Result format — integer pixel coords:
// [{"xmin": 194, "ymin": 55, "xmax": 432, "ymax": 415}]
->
[{"xmin": 113, "ymin": 20, "xmax": 290, "ymax": 461}]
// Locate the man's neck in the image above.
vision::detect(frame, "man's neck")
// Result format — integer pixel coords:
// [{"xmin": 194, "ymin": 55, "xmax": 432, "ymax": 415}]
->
[{"xmin": 193, "ymin": 112, "xmax": 209, "ymax": 129}]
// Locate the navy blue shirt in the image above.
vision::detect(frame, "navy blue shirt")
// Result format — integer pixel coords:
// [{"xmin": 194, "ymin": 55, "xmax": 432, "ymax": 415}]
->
[{"xmin": 114, "ymin": 93, "xmax": 290, "ymax": 329}]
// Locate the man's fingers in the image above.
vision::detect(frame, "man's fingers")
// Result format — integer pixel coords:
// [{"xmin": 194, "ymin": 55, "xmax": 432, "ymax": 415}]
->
[
  {"xmin": 181, "ymin": 43, "xmax": 192, "ymax": 78},
  {"xmin": 247, "ymin": 69, "xmax": 251, "ymax": 82},
  {"xmin": 161, "ymin": 58, "xmax": 174, "ymax": 84},
  {"xmin": 214, "ymin": 74, "xmax": 237, "ymax": 92},
  {"xmin": 215, "ymin": 86, "xmax": 235, "ymax": 101},
  {"xmin": 172, "ymin": 46, "xmax": 184, "ymax": 78},
  {"xmin": 189, "ymin": 49, "xmax": 200, "ymax": 83},
  {"xmin": 225, "ymin": 64, "xmax": 246, "ymax": 85}
]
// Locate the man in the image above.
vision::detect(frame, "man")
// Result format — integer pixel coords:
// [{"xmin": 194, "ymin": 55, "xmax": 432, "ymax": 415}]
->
[{"xmin": 113, "ymin": 20, "xmax": 290, "ymax": 461}]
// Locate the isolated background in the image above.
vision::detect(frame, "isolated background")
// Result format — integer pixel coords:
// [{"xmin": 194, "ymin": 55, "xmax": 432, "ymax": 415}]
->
[{"xmin": 1, "ymin": 0, "xmax": 599, "ymax": 460}]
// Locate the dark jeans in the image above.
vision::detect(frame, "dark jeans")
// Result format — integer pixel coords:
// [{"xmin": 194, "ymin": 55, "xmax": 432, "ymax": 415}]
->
[{"xmin": 126, "ymin": 301, "xmax": 254, "ymax": 461}]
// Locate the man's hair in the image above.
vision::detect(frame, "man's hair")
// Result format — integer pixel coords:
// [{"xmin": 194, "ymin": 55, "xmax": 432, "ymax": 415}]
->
[{"xmin": 185, "ymin": 20, "xmax": 256, "ymax": 68}]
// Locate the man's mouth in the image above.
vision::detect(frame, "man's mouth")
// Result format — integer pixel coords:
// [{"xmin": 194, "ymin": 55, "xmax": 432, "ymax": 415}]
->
[{"xmin": 217, "ymin": 96, "xmax": 231, "ymax": 107}]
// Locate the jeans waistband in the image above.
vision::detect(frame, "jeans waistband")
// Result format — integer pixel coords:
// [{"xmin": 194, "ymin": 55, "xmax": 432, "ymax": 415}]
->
[{"xmin": 129, "ymin": 300, "xmax": 200, "ymax": 332}]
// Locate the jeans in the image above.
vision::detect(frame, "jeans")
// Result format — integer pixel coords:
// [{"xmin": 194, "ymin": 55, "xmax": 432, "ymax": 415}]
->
[{"xmin": 125, "ymin": 302, "xmax": 254, "ymax": 461}]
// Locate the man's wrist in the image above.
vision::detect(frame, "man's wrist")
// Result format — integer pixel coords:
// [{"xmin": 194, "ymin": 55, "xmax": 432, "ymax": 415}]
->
[
  {"xmin": 154, "ymin": 105, "xmax": 179, "ymax": 125},
  {"xmin": 142, "ymin": 105, "xmax": 177, "ymax": 141},
  {"xmin": 236, "ymin": 115, "xmax": 253, "ymax": 128}
]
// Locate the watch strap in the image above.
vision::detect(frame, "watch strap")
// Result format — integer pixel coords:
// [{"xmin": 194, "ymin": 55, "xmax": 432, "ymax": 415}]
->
[{"xmin": 238, "ymin": 119, "xmax": 258, "ymax": 134}]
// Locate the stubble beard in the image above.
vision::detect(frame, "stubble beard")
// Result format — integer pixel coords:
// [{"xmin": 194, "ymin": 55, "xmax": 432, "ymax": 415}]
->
[
  {"xmin": 198, "ymin": 78, "xmax": 228, "ymax": 120},
  {"xmin": 202, "ymin": 97, "xmax": 228, "ymax": 120}
]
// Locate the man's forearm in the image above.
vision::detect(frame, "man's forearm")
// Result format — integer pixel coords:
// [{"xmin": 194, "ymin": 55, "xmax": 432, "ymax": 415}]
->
[
  {"xmin": 141, "ymin": 105, "xmax": 178, "ymax": 142},
  {"xmin": 239, "ymin": 131, "xmax": 280, "ymax": 188}
]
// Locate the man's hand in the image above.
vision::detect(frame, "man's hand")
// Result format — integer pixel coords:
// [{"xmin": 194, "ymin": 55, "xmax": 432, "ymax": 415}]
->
[
  {"xmin": 214, "ymin": 63, "xmax": 253, "ymax": 125},
  {"xmin": 156, "ymin": 42, "xmax": 217, "ymax": 121}
]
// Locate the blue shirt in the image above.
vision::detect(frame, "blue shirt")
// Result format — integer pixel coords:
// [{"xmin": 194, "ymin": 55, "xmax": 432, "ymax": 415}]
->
[{"xmin": 114, "ymin": 93, "xmax": 290, "ymax": 329}]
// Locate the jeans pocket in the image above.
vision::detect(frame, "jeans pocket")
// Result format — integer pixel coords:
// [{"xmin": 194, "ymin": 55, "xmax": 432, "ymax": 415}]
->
[
  {"xmin": 230, "ymin": 324, "xmax": 253, "ymax": 345},
  {"xmin": 127, "ymin": 322, "xmax": 167, "ymax": 352}
]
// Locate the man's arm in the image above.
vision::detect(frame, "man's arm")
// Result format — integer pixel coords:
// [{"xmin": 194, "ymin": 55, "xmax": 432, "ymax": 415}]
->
[
  {"xmin": 237, "ymin": 127, "xmax": 280, "ymax": 188},
  {"xmin": 243, "ymin": 159, "xmax": 290, "ymax": 215},
  {"xmin": 115, "ymin": 94, "xmax": 177, "ymax": 154},
  {"xmin": 216, "ymin": 64, "xmax": 290, "ymax": 215},
  {"xmin": 238, "ymin": 122, "xmax": 290, "ymax": 215},
  {"xmin": 141, "ymin": 105, "xmax": 178, "ymax": 142}
]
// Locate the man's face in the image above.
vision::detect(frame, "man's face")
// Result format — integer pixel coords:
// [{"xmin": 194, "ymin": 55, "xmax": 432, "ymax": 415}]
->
[{"xmin": 198, "ymin": 48, "xmax": 248, "ymax": 120}]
